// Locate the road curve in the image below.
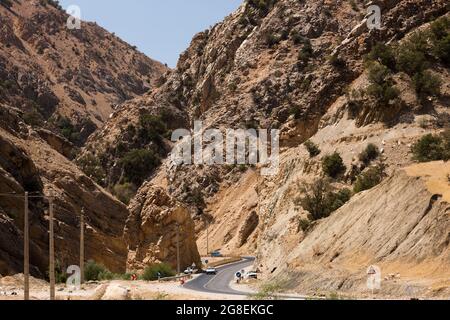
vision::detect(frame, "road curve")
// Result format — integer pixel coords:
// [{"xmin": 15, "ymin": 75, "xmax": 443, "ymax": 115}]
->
[{"xmin": 184, "ymin": 257, "xmax": 255, "ymax": 296}]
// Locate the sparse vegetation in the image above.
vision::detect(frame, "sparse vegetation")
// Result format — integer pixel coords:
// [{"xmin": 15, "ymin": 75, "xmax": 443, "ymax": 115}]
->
[
  {"xmin": 365, "ymin": 61, "xmax": 399, "ymax": 106},
  {"xmin": 141, "ymin": 263, "xmax": 175, "ymax": 281},
  {"xmin": 353, "ymin": 163, "xmax": 386, "ymax": 193},
  {"xmin": 358, "ymin": 143, "xmax": 380, "ymax": 165},
  {"xmin": 304, "ymin": 140, "xmax": 321, "ymax": 158},
  {"xmin": 84, "ymin": 260, "xmax": 113, "ymax": 281},
  {"xmin": 322, "ymin": 152, "xmax": 346, "ymax": 178},
  {"xmin": 297, "ymin": 39, "xmax": 313, "ymax": 65},
  {"xmin": 55, "ymin": 117, "xmax": 81, "ymax": 144},
  {"xmin": 250, "ymin": 281, "xmax": 285, "ymax": 300},
  {"xmin": 413, "ymin": 70, "xmax": 441, "ymax": 101},
  {"xmin": 76, "ymin": 153, "xmax": 106, "ymax": 185},
  {"xmin": 366, "ymin": 43, "xmax": 396, "ymax": 70},
  {"xmin": 119, "ymin": 149, "xmax": 160, "ymax": 186},
  {"xmin": 411, "ymin": 131, "xmax": 450, "ymax": 162},
  {"xmin": 300, "ymin": 178, "xmax": 352, "ymax": 221},
  {"xmin": 298, "ymin": 218, "xmax": 311, "ymax": 232},
  {"xmin": 112, "ymin": 183, "xmax": 136, "ymax": 205}
]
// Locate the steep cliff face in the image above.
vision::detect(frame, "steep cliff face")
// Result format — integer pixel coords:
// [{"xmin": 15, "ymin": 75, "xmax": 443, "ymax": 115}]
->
[
  {"xmin": 82, "ymin": 0, "xmax": 448, "ymax": 279},
  {"xmin": 0, "ymin": 0, "xmax": 169, "ymax": 276},
  {"xmin": 0, "ymin": 108, "xmax": 129, "ymax": 276},
  {"xmin": 0, "ymin": 0, "xmax": 167, "ymax": 146},
  {"xmin": 265, "ymin": 165, "xmax": 449, "ymax": 298},
  {"xmin": 125, "ymin": 184, "xmax": 200, "ymax": 271}
]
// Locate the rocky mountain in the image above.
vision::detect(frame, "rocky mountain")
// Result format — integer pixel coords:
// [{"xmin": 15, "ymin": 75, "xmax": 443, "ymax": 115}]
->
[
  {"xmin": 80, "ymin": 0, "xmax": 449, "ymax": 297},
  {"xmin": 0, "ymin": 0, "xmax": 167, "ymax": 147},
  {"xmin": 0, "ymin": 0, "xmax": 170, "ymax": 277},
  {"xmin": 1, "ymin": 0, "xmax": 449, "ymax": 298}
]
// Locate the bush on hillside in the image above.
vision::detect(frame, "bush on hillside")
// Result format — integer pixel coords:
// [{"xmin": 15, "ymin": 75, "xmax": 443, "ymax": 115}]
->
[
  {"xmin": 353, "ymin": 163, "xmax": 386, "ymax": 193},
  {"xmin": 300, "ymin": 178, "xmax": 352, "ymax": 221},
  {"xmin": 84, "ymin": 260, "xmax": 112, "ymax": 281},
  {"xmin": 322, "ymin": 152, "xmax": 346, "ymax": 178},
  {"xmin": 304, "ymin": 140, "xmax": 321, "ymax": 158},
  {"xmin": 141, "ymin": 263, "xmax": 175, "ymax": 281},
  {"xmin": 119, "ymin": 149, "xmax": 160, "ymax": 186},
  {"xmin": 413, "ymin": 71, "xmax": 441, "ymax": 100},
  {"xmin": 411, "ymin": 131, "xmax": 450, "ymax": 162},
  {"xmin": 358, "ymin": 143, "xmax": 380, "ymax": 165}
]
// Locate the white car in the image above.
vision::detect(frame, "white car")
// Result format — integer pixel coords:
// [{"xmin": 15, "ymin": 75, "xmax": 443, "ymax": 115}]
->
[
  {"xmin": 246, "ymin": 271, "xmax": 258, "ymax": 279},
  {"xmin": 184, "ymin": 267, "xmax": 194, "ymax": 275},
  {"xmin": 205, "ymin": 267, "xmax": 217, "ymax": 275}
]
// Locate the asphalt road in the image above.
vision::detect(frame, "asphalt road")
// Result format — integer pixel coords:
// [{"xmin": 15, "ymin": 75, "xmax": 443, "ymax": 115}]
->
[{"xmin": 184, "ymin": 257, "xmax": 255, "ymax": 296}]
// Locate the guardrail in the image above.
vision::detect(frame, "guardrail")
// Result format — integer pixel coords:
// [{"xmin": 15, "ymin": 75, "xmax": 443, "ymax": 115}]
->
[
  {"xmin": 207, "ymin": 257, "xmax": 242, "ymax": 268},
  {"xmin": 158, "ymin": 274, "xmax": 193, "ymax": 282}
]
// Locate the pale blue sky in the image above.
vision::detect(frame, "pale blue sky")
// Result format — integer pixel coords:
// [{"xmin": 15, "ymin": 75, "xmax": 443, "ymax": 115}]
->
[{"xmin": 59, "ymin": 0, "xmax": 243, "ymax": 67}]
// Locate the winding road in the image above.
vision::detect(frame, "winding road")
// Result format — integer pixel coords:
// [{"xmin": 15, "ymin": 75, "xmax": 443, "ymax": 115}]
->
[{"xmin": 184, "ymin": 257, "xmax": 255, "ymax": 296}]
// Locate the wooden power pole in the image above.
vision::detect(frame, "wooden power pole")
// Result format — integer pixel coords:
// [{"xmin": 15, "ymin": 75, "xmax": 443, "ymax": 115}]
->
[
  {"xmin": 206, "ymin": 221, "xmax": 209, "ymax": 257},
  {"xmin": 80, "ymin": 208, "xmax": 85, "ymax": 284},
  {"xmin": 176, "ymin": 223, "xmax": 180, "ymax": 275},
  {"xmin": 24, "ymin": 192, "xmax": 29, "ymax": 301},
  {"xmin": 48, "ymin": 193, "xmax": 55, "ymax": 300}
]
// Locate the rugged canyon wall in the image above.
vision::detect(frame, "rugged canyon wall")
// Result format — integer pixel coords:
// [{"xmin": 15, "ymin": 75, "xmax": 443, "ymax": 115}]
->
[
  {"xmin": 0, "ymin": 0, "xmax": 167, "ymax": 276},
  {"xmin": 125, "ymin": 184, "xmax": 201, "ymax": 271}
]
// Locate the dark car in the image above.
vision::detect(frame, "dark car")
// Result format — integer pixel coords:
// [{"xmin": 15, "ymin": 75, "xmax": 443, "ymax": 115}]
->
[{"xmin": 211, "ymin": 250, "xmax": 223, "ymax": 257}]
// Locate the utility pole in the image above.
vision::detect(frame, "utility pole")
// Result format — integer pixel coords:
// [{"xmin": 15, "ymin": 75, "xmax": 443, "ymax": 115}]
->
[
  {"xmin": 24, "ymin": 192, "xmax": 29, "ymax": 301},
  {"xmin": 48, "ymin": 193, "xmax": 55, "ymax": 300},
  {"xmin": 206, "ymin": 221, "xmax": 209, "ymax": 257},
  {"xmin": 80, "ymin": 208, "xmax": 85, "ymax": 284},
  {"xmin": 176, "ymin": 223, "xmax": 180, "ymax": 275}
]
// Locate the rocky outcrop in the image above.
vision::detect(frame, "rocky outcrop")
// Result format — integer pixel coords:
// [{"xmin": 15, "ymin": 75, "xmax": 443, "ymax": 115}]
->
[
  {"xmin": 264, "ymin": 167, "xmax": 450, "ymax": 298},
  {"xmin": 0, "ymin": 0, "xmax": 167, "ymax": 144},
  {"xmin": 125, "ymin": 184, "xmax": 200, "ymax": 271},
  {"xmin": 0, "ymin": 121, "xmax": 129, "ymax": 276}
]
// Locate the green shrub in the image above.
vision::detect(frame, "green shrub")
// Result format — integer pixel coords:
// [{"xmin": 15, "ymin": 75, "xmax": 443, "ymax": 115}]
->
[
  {"xmin": 84, "ymin": 260, "xmax": 111, "ymax": 281},
  {"xmin": 23, "ymin": 109, "xmax": 44, "ymax": 127},
  {"xmin": 328, "ymin": 54, "xmax": 346, "ymax": 68},
  {"xmin": 328, "ymin": 188, "xmax": 352, "ymax": 213},
  {"xmin": 76, "ymin": 153, "xmax": 106, "ymax": 184},
  {"xmin": 429, "ymin": 17, "xmax": 450, "ymax": 64},
  {"xmin": 322, "ymin": 152, "xmax": 346, "ymax": 178},
  {"xmin": 248, "ymin": 0, "xmax": 276, "ymax": 14},
  {"xmin": 411, "ymin": 131, "xmax": 450, "ymax": 162},
  {"xmin": 304, "ymin": 140, "xmax": 321, "ymax": 157},
  {"xmin": 365, "ymin": 62, "xmax": 399, "ymax": 106},
  {"xmin": 298, "ymin": 40, "xmax": 313, "ymax": 64},
  {"xmin": 396, "ymin": 32, "xmax": 428, "ymax": 75},
  {"xmin": 366, "ymin": 43, "xmax": 396, "ymax": 70},
  {"xmin": 138, "ymin": 114, "xmax": 167, "ymax": 143},
  {"xmin": 120, "ymin": 149, "xmax": 160, "ymax": 185},
  {"xmin": 112, "ymin": 183, "xmax": 136, "ymax": 205},
  {"xmin": 413, "ymin": 71, "xmax": 441, "ymax": 100},
  {"xmin": 264, "ymin": 33, "xmax": 281, "ymax": 48},
  {"xmin": 141, "ymin": 263, "xmax": 175, "ymax": 281},
  {"xmin": 359, "ymin": 143, "xmax": 380, "ymax": 164},
  {"xmin": 433, "ymin": 34, "xmax": 450, "ymax": 64},
  {"xmin": 300, "ymin": 179, "xmax": 352, "ymax": 221},
  {"xmin": 298, "ymin": 218, "xmax": 311, "ymax": 232},
  {"xmin": 353, "ymin": 164, "xmax": 386, "ymax": 193}
]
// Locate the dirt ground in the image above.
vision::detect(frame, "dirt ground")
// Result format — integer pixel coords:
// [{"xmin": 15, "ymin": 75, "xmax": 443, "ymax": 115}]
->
[{"xmin": 0, "ymin": 274, "xmax": 244, "ymax": 301}]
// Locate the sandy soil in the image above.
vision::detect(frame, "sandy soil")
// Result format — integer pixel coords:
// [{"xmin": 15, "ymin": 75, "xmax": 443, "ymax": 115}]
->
[{"xmin": 0, "ymin": 274, "xmax": 244, "ymax": 300}]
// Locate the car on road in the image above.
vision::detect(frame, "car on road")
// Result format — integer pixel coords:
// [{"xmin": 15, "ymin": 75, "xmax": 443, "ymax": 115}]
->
[
  {"xmin": 211, "ymin": 250, "xmax": 223, "ymax": 257},
  {"xmin": 246, "ymin": 271, "xmax": 258, "ymax": 279},
  {"xmin": 184, "ymin": 267, "xmax": 194, "ymax": 275},
  {"xmin": 205, "ymin": 267, "xmax": 217, "ymax": 275}
]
